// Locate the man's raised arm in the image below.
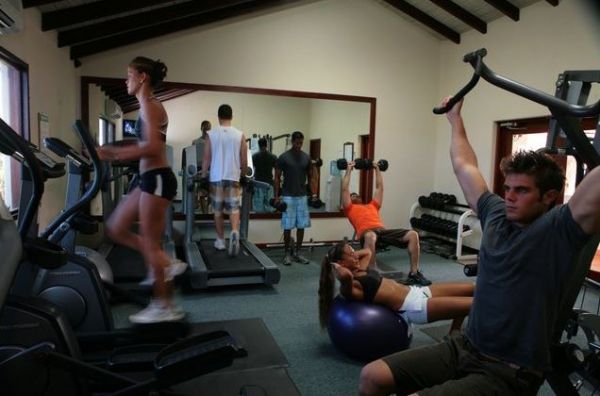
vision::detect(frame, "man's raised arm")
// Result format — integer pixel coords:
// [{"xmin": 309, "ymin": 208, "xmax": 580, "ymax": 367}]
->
[
  {"xmin": 445, "ymin": 98, "xmax": 489, "ymax": 212},
  {"xmin": 341, "ymin": 161, "xmax": 354, "ymax": 209},
  {"xmin": 568, "ymin": 165, "xmax": 600, "ymax": 235}
]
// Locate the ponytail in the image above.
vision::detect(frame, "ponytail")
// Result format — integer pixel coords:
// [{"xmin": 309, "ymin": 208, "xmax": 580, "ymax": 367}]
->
[
  {"xmin": 318, "ymin": 241, "xmax": 347, "ymax": 328},
  {"xmin": 318, "ymin": 253, "xmax": 335, "ymax": 328},
  {"xmin": 129, "ymin": 56, "xmax": 168, "ymax": 88}
]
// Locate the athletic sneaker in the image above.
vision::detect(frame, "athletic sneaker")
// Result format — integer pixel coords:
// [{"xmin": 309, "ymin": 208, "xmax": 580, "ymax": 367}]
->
[
  {"xmin": 228, "ymin": 231, "xmax": 240, "ymax": 257},
  {"xmin": 166, "ymin": 259, "xmax": 188, "ymax": 280},
  {"xmin": 129, "ymin": 300, "xmax": 186, "ymax": 324},
  {"xmin": 214, "ymin": 238, "xmax": 226, "ymax": 251},
  {"xmin": 292, "ymin": 254, "xmax": 310, "ymax": 265},
  {"xmin": 138, "ymin": 259, "xmax": 189, "ymax": 286},
  {"xmin": 407, "ymin": 271, "xmax": 432, "ymax": 286},
  {"xmin": 282, "ymin": 255, "xmax": 293, "ymax": 266}
]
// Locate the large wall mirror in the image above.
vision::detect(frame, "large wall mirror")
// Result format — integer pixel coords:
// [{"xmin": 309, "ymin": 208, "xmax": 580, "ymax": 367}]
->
[{"xmin": 81, "ymin": 77, "xmax": 376, "ymax": 219}]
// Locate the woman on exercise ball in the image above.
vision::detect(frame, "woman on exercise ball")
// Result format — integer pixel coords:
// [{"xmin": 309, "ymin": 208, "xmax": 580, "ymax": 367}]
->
[
  {"xmin": 97, "ymin": 56, "xmax": 185, "ymax": 324},
  {"xmin": 319, "ymin": 240, "xmax": 473, "ymax": 331}
]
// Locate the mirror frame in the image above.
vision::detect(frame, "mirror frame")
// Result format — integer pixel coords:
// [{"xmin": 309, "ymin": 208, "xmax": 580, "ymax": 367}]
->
[{"xmin": 81, "ymin": 76, "xmax": 377, "ymax": 219}]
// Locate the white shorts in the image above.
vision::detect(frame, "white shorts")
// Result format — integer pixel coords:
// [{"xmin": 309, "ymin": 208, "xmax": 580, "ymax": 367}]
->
[{"xmin": 398, "ymin": 286, "xmax": 432, "ymax": 324}]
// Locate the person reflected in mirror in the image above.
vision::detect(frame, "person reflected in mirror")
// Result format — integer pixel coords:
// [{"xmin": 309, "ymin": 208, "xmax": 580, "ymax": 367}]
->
[
  {"xmin": 201, "ymin": 104, "xmax": 248, "ymax": 257},
  {"xmin": 97, "ymin": 56, "xmax": 186, "ymax": 324},
  {"xmin": 358, "ymin": 97, "xmax": 600, "ymax": 396},
  {"xmin": 192, "ymin": 120, "xmax": 211, "ymax": 214},
  {"xmin": 274, "ymin": 131, "xmax": 318, "ymax": 265},
  {"xmin": 341, "ymin": 161, "xmax": 431, "ymax": 286},
  {"xmin": 319, "ymin": 240, "xmax": 473, "ymax": 331},
  {"xmin": 252, "ymin": 137, "xmax": 277, "ymax": 213}
]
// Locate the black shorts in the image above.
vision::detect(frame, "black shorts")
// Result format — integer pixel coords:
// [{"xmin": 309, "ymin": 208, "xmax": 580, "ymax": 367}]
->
[
  {"xmin": 360, "ymin": 228, "xmax": 410, "ymax": 249},
  {"xmin": 139, "ymin": 167, "xmax": 177, "ymax": 201}
]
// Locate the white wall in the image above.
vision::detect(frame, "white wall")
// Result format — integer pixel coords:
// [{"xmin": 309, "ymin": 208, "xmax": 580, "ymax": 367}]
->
[
  {"xmin": 433, "ymin": 0, "xmax": 600, "ymax": 201},
  {"xmin": 78, "ymin": 0, "xmax": 441, "ymax": 243},
  {"xmin": 309, "ymin": 99, "xmax": 370, "ymax": 196},
  {"xmin": 10, "ymin": 1, "xmax": 596, "ymax": 244},
  {"xmin": 0, "ymin": 8, "xmax": 80, "ymax": 229}
]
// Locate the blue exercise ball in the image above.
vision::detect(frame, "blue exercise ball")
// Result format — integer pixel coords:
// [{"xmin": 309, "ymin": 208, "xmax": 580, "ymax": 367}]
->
[{"xmin": 327, "ymin": 295, "xmax": 412, "ymax": 362}]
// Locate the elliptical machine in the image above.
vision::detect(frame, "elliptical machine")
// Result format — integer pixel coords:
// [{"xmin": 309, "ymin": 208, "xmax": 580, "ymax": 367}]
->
[
  {"xmin": 42, "ymin": 135, "xmax": 148, "ymax": 307},
  {"xmin": 0, "ymin": 118, "xmax": 247, "ymax": 395},
  {"xmin": 9, "ymin": 121, "xmax": 115, "ymax": 334}
]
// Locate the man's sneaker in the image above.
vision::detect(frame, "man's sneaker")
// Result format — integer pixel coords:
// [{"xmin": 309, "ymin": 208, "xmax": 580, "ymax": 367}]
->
[
  {"xmin": 407, "ymin": 271, "xmax": 432, "ymax": 286},
  {"xmin": 282, "ymin": 255, "xmax": 293, "ymax": 266},
  {"xmin": 292, "ymin": 254, "xmax": 310, "ymax": 265},
  {"xmin": 214, "ymin": 238, "xmax": 226, "ymax": 251},
  {"xmin": 228, "ymin": 231, "xmax": 240, "ymax": 257},
  {"xmin": 129, "ymin": 300, "xmax": 186, "ymax": 324}
]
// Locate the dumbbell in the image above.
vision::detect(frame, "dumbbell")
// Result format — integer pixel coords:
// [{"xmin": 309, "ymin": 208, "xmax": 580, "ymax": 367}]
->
[
  {"xmin": 463, "ymin": 264, "xmax": 478, "ymax": 277},
  {"xmin": 269, "ymin": 198, "xmax": 287, "ymax": 212},
  {"xmin": 336, "ymin": 158, "xmax": 389, "ymax": 171},
  {"xmin": 308, "ymin": 195, "xmax": 324, "ymax": 209}
]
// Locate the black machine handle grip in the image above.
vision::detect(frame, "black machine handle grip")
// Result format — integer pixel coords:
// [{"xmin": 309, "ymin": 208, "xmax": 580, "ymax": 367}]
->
[
  {"xmin": 432, "ymin": 49, "xmax": 486, "ymax": 114},
  {"xmin": 433, "ymin": 48, "xmax": 600, "ymax": 118}
]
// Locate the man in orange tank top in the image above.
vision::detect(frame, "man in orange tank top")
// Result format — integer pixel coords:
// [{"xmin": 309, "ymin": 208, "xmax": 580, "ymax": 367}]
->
[{"xmin": 341, "ymin": 161, "xmax": 431, "ymax": 286}]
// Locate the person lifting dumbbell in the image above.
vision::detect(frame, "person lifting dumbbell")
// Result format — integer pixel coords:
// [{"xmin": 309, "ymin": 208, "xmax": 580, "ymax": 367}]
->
[{"xmin": 340, "ymin": 159, "xmax": 431, "ymax": 286}]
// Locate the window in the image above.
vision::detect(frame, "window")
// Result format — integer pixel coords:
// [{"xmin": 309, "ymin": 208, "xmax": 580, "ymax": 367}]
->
[
  {"xmin": 494, "ymin": 116, "xmax": 599, "ymax": 205},
  {"xmin": 0, "ymin": 46, "xmax": 29, "ymax": 210}
]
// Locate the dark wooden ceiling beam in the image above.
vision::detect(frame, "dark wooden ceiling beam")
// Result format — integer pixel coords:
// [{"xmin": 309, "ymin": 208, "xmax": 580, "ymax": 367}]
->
[
  {"xmin": 545, "ymin": 0, "xmax": 559, "ymax": 5},
  {"xmin": 22, "ymin": 0, "xmax": 62, "ymax": 8},
  {"xmin": 42, "ymin": 0, "xmax": 175, "ymax": 31},
  {"xmin": 70, "ymin": 0, "xmax": 302, "ymax": 61},
  {"xmin": 429, "ymin": 0, "xmax": 487, "ymax": 34},
  {"xmin": 156, "ymin": 90, "xmax": 197, "ymax": 102},
  {"xmin": 59, "ymin": 0, "xmax": 251, "ymax": 47},
  {"xmin": 484, "ymin": 0, "xmax": 520, "ymax": 21},
  {"xmin": 383, "ymin": 0, "xmax": 460, "ymax": 44}
]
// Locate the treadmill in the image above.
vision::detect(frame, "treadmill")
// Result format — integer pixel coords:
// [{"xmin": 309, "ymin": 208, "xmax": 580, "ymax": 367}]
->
[{"xmin": 182, "ymin": 144, "xmax": 280, "ymax": 289}]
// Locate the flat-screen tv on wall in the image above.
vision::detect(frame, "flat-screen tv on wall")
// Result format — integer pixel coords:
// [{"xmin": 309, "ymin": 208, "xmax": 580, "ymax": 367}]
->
[{"xmin": 123, "ymin": 119, "xmax": 137, "ymax": 139}]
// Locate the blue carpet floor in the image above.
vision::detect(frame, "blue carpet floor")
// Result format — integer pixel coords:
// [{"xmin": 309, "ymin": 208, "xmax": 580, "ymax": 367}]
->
[{"xmin": 112, "ymin": 245, "xmax": 600, "ymax": 395}]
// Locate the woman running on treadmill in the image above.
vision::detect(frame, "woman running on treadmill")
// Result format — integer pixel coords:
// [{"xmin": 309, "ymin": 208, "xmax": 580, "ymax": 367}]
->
[
  {"xmin": 319, "ymin": 240, "xmax": 474, "ymax": 331},
  {"xmin": 97, "ymin": 56, "xmax": 186, "ymax": 324}
]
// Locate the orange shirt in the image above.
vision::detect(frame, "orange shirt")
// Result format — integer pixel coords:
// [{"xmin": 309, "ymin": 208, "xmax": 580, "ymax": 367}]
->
[{"xmin": 344, "ymin": 200, "xmax": 384, "ymax": 238}]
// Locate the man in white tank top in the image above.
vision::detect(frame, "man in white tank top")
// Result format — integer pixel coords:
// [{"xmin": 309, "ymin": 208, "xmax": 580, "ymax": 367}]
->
[{"xmin": 201, "ymin": 104, "xmax": 248, "ymax": 256}]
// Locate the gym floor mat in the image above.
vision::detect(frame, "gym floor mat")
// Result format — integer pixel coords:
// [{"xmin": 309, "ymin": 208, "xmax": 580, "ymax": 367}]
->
[{"xmin": 173, "ymin": 367, "xmax": 300, "ymax": 396}]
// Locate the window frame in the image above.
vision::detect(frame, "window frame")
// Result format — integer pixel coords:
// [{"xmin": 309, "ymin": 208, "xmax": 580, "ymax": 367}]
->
[
  {"xmin": 0, "ymin": 45, "xmax": 30, "ymax": 140},
  {"xmin": 0, "ymin": 46, "xmax": 30, "ymax": 211}
]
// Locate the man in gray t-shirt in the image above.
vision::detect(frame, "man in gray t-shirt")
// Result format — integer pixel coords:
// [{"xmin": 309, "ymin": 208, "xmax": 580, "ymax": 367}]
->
[
  {"xmin": 274, "ymin": 131, "xmax": 317, "ymax": 266},
  {"xmin": 358, "ymin": 98, "xmax": 600, "ymax": 396}
]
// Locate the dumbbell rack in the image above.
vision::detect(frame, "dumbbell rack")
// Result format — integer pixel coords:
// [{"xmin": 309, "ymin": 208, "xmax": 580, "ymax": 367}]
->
[{"xmin": 409, "ymin": 201, "xmax": 478, "ymax": 261}]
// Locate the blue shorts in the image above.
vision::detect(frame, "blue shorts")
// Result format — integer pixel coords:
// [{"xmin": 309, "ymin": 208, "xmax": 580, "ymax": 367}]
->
[
  {"xmin": 252, "ymin": 185, "xmax": 274, "ymax": 213},
  {"xmin": 281, "ymin": 196, "xmax": 311, "ymax": 230}
]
